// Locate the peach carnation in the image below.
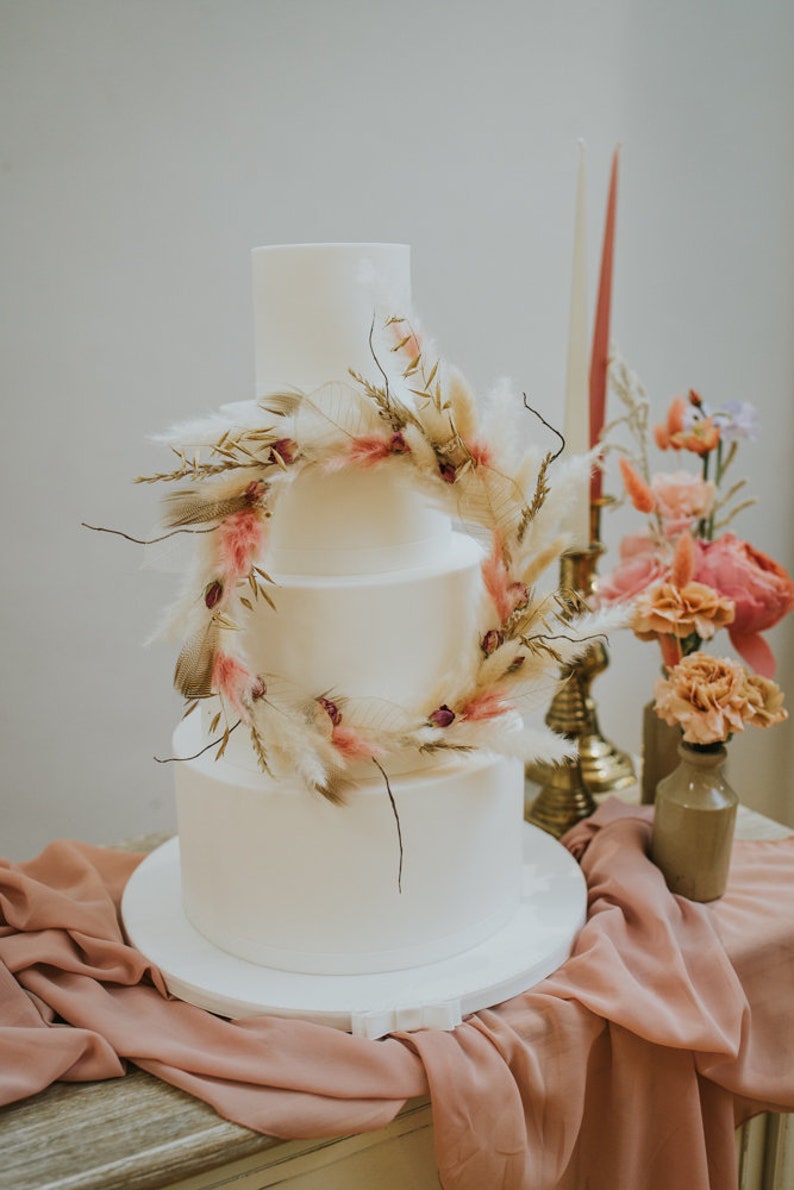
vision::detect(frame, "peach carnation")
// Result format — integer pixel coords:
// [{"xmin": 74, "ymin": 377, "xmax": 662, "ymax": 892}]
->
[
  {"xmin": 654, "ymin": 653, "xmax": 786, "ymax": 745},
  {"xmin": 632, "ymin": 581, "xmax": 735, "ymax": 644},
  {"xmin": 743, "ymin": 673, "xmax": 788, "ymax": 730}
]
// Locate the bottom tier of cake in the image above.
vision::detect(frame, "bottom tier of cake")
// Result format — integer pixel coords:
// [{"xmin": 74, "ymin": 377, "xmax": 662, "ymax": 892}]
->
[
  {"xmin": 172, "ymin": 716, "xmax": 525, "ymax": 975},
  {"xmin": 121, "ymin": 822, "xmax": 587, "ymax": 1038}
]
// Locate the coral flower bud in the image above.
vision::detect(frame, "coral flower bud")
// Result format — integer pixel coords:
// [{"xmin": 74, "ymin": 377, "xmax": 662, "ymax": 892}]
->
[
  {"xmin": 429, "ymin": 705, "xmax": 456, "ymax": 728},
  {"xmin": 204, "ymin": 580, "xmax": 224, "ymax": 609},
  {"xmin": 688, "ymin": 389, "xmax": 703, "ymax": 408},
  {"xmin": 618, "ymin": 456, "xmax": 656, "ymax": 514}
]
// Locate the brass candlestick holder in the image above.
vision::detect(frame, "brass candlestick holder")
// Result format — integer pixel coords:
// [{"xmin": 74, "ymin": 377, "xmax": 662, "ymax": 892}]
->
[{"xmin": 526, "ymin": 500, "xmax": 635, "ymax": 838}]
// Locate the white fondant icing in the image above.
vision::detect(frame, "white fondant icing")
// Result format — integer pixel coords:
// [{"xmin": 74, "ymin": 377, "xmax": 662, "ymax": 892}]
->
[
  {"xmin": 174, "ymin": 723, "xmax": 524, "ymax": 976},
  {"xmin": 265, "ymin": 466, "xmax": 451, "ymax": 576},
  {"xmin": 251, "ymin": 532, "xmax": 482, "ymax": 696},
  {"xmin": 252, "ymin": 243, "xmax": 411, "ymax": 397}
]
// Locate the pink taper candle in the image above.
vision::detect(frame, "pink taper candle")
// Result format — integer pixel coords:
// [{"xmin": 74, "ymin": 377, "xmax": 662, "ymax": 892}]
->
[
  {"xmin": 589, "ymin": 146, "xmax": 620, "ymax": 503},
  {"xmin": 563, "ymin": 141, "xmax": 590, "ymax": 550}
]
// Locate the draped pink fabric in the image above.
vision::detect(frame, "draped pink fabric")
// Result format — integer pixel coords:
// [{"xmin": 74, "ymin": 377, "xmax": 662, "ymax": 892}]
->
[{"xmin": 2, "ymin": 801, "xmax": 793, "ymax": 1190}]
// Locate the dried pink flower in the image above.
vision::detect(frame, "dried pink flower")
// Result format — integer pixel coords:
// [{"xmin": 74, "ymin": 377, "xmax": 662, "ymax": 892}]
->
[
  {"xmin": 204, "ymin": 580, "xmax": 224, "ymax": 609},
  {"xmin": 217, "ymin": 509, "xmax": 266, "ymax": 580},
  {"xmin": 461, "ymin": 688, "xmax": 513, "ymax": 722},
  {"xmin": 429, "ymin": 705, "xmax": 455, "ymax": 728},
  {"xmin": 269, "ymin": 438, "xmax": 296, "ymax": 465},
  {"xmin": 331, "ymin": 724, "xmax": 382, "ymax": 760},
  {"xmin": 466, "ymin": 437, "xmax": 494, "ymax": 468},
  {"xmin": 317, "ymin": 696, "xmax": 342, "ymax": 727},
  {"xmin": 244, "ymin": 479, "xmax": 267, "ymax": 504},
  {"xmin": 481, "ymin": 629, "xmax": 503, "ymax": 655},
  {"xmin": 212, "ymin": 652, "xmax": 258, "ymax": 720}
]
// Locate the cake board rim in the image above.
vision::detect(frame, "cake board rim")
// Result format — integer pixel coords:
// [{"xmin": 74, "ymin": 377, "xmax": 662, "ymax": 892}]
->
[{"xmin": 121, "ymin": 824, "xmax": 587, "ymax": 1040}]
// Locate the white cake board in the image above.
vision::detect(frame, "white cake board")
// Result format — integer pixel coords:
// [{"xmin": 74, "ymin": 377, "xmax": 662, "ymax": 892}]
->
[{"xmin": 122, "ymin": 824, "xmax": 586, "ymax": 1040}]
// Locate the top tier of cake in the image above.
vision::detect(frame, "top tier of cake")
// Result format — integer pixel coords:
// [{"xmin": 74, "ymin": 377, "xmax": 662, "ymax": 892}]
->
[
  {"xmin": 252, "ymin": 242, "xmax": 411, "ymax": 396},
  {"xmin": 247, "ymin": 243, "xmax": 450, "ymax": 577}
]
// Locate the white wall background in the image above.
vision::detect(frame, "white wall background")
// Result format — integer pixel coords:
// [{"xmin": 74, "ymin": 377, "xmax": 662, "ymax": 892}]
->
[{"xmin": 2, "ymin": 0, "xmax": 792, "ymax": 860}]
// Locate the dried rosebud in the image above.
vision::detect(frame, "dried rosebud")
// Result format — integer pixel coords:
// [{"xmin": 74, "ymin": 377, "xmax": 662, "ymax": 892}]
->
[
  {"xmin": 429, "ymin": 705, "xmax": 456, "ymax": 728},
  {"xmin": 204, "ymin": 580, "xmax": 224, "ymax": 609},
  {"xmin": 481, "ymin": 629, "xmax": 503, "ymax": 655},
  {"xmin": 269, "ymin": 437, "xmax": 296, "ymax": 465},
  {"xmin": 389, "ymin": 432, "xmax": 409, "ymax": 455},
  {"xmin": 244, "ymin": 479, "xmax": 267, "ymax": 504},
  {"xmin": 508, "ymin": 582, "xmax": 530, "ymax": 611},
  {"xmin": 250, "ymin": 676, "xmax": 266, "ymax": 700},
  {"xmin": 318, "ymin": 696, "xmax": 342, "ymax": 726},
  {"xmin": 439, "ymin": 462, "xmax": 457, "ymax": 484}
]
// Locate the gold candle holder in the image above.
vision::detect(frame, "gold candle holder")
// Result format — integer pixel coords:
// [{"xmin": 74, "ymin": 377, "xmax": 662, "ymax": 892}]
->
[{"xmin": 526, "ymin": 501, "xmax": 635, "ymax": 838}]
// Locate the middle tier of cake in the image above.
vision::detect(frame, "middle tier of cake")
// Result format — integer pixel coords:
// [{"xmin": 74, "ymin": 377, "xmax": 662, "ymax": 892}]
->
[{"xmin": 211, "ymin": 530, "xmax": 483, "ymax": 772}]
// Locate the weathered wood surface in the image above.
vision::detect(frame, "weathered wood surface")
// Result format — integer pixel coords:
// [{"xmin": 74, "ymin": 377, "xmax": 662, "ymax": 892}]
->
[{"xmin": 0, "ymin": 1067, "xmax": 283, "ymax": 1190}]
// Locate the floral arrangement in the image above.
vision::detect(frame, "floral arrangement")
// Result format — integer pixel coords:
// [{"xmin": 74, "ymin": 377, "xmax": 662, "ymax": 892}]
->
[
  {"xmin": 599, "ymin": 362, "xmax": 794, "ymax": 679},
  {"xmin": 125, "ymin": 318, "xmax": 620, "ymax": 802}
]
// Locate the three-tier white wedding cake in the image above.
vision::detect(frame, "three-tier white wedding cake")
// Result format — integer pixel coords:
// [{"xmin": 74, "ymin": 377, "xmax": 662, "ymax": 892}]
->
[{"xmin": 122, "ymin": 243, "xmax": 589, "ymax": 1034}]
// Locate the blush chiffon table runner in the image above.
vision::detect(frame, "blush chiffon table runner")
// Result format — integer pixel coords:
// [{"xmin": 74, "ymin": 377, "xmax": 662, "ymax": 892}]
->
[{"xmin": 2, "ymin": 800, "xmax": 793, "ymax": 1190}]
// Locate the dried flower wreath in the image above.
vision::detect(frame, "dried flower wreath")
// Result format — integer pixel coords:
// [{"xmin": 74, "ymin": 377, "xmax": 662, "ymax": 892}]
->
[{"xmin": 93, "ymin": 319, "xmax": 620, "ymax": 805}]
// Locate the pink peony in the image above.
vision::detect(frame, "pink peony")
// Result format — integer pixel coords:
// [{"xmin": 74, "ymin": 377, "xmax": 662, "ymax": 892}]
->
[
  {"xmin": 695, "ymin": 534, "xmax": 794, "ymax": 677},
  {"xmin": 597, "ymin": 534, "xmax": 670, "ymax": 605},
  {"xmin": 651, "ymin": 471, "xmax": 715, "ymax": 537}
]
